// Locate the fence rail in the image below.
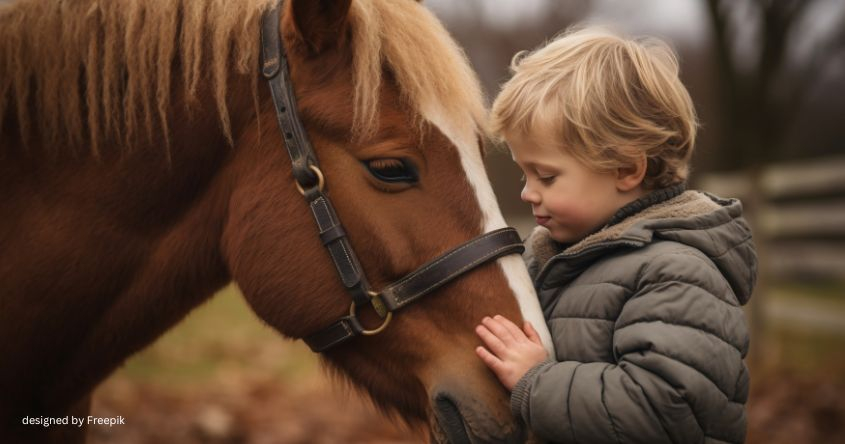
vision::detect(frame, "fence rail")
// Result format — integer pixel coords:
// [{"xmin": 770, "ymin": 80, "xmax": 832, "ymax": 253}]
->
[{"xmin": 698, "ymin": 156, "xmax": 845, "ymax": 281}]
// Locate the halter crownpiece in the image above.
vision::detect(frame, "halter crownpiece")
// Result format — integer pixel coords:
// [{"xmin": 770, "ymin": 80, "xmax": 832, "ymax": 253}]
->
[{"xmin": 260, "ymin": 0, "xmax": 525, "ymax": 353}]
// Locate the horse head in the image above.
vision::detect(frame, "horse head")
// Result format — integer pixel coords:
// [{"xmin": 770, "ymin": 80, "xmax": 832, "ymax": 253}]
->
[{"xmin": 223, "ymin": 0, "xmax": 551, "ymax": 441}]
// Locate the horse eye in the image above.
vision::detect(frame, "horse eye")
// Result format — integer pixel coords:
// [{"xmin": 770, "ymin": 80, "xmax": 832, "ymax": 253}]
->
[{"xmin": 364, "ymin": 158, "xmax": 418, "ymax": 183}]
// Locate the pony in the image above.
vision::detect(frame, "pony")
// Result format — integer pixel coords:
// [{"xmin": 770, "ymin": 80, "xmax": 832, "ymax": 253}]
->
[{"xmin": 0, "ymin": 0, "xmax": 553, "ymax": 442}]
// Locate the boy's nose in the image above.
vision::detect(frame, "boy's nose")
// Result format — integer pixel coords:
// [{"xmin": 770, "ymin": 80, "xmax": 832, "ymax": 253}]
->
[{"xmin": 520, "ymin": 184, "xmax": 541, "ymax": 204}]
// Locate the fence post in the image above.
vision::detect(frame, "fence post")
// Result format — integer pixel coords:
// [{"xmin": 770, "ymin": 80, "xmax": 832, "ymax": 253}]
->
[{"xmin": 745, "ymin": 166, "xmax": 769, "ymax": 367}]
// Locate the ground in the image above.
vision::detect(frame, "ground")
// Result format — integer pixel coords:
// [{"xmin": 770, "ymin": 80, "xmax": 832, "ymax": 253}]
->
[{"xmin": 86, "ymin": 284, "xmax": 845, "ymax": 444}]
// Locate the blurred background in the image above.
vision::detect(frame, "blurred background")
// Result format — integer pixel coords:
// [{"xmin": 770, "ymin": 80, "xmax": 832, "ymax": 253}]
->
[{"xmin": 84, "ymin": 0, "xmax": 845, "ymax": 443}]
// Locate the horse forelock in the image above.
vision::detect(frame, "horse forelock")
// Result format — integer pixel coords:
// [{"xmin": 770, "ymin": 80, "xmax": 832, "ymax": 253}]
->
[{"xmin": 347, "ymin": 0, "xmax": 487, "ymax": 141}]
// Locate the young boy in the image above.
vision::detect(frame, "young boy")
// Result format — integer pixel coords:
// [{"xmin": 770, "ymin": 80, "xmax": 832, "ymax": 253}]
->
[{"xmin": 475, "ymin": 27, "xmax": 756, "ymax": 443}]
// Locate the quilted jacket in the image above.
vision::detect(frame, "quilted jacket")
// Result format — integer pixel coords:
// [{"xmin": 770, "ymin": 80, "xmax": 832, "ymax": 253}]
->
[{"xmin": 512, "ymin": 185, "xmax": 757, "ymax": 444}]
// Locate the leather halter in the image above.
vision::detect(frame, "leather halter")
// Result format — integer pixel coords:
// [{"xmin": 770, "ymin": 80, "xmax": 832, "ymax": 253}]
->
[{"xmin": 260, "ymin": 1, "xmax": 525, "ymax": 353}]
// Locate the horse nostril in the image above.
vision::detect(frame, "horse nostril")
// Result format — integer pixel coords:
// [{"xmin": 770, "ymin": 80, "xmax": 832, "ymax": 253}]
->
[{"xmin": 434, "ymin": 394, "xmax": 471, "ymax": 444}]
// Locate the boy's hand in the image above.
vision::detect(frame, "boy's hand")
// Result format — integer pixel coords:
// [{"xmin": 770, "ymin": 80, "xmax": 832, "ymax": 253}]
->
[{"xmin": 475, "ymin": 315, "xmax": 549, "ymax": 391}]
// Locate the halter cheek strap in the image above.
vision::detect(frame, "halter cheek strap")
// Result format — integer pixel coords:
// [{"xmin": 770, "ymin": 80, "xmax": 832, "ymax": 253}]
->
[
  {"xmin": 261, "ymin": 1, "xmax": 373, "ymax": 309},
  {"xmin": 260, "ymin": 0, "xmax": 525, "ymax": 353}
]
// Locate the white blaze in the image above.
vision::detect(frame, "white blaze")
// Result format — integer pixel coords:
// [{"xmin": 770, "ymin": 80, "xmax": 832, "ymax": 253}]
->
[{"xmin": 422, "ymin": 108, "xmax": 555, "ymax": 356}]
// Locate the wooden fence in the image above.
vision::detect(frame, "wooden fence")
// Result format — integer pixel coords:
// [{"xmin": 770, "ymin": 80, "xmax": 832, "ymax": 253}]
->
[{"xmin": 698, "ymin": 156, "xmax": 845, "ymax": 281}]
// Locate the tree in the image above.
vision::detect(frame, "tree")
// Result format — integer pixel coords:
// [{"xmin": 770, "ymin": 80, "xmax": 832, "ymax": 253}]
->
[
  {"xmin": 703, "ymin": 0, "xmax": 845, "ymax": 363},
  {"xmin": 705, "ymin": 0, "xmax": 845, "ymax": 168}
]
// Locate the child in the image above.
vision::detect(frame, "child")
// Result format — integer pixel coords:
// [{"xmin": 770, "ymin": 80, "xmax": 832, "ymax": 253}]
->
[{"xmin": 475, "ymin": 27, "xmax": 756, "ymax": 444}]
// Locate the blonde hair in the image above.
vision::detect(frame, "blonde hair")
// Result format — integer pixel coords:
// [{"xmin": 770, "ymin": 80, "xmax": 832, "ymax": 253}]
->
[
  {"xmin": 348, "ymin": 0, "xmax": 486, "ymax": 141},
  {"xmin": 491, "ymin": 27, "xmax": 698, "ymax": 189},
  {"xmin": 0, "ymin": 0, "xmax": 485, "ymax": 156}
]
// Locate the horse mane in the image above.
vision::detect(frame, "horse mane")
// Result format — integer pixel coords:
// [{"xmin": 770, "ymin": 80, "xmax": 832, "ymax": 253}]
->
[
  {"xmin": 0, "ymin": 0, "xmax": 486, "ymax": 156},
  {"xmin": 0, "ymin": 0, "xmax": 273, "ymax": 155}
]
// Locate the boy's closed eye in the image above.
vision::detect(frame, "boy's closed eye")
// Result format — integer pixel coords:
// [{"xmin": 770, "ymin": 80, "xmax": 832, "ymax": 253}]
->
[{"xmin": 520, "ymin": 173, "xmax": 557, "ymax": 185}]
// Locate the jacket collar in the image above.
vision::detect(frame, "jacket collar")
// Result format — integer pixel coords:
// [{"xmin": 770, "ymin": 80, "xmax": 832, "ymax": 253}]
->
[
  {"xmin": 529, "ymin": 186, "xmax": 726, "ymax": 288},
  {"xmin": 530, "ymin": 184, "xmax": 687, "ymax": 264}
]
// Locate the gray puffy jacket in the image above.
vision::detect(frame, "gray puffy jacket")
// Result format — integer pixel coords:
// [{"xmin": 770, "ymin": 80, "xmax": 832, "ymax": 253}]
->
[{"xmin": 512, "ymin": 187, "xmax": 756, "ymax": 444}]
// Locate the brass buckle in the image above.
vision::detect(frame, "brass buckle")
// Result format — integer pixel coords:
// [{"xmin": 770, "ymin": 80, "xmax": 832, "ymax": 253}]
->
[
  {"xmin": 349, "ymin": 292, "xmax": 392, "ymax": 336},
  {"xmin": 295, "ymin": 165, "xmax": 325, "ymax": 195},
  {"xmin": 367, "ymin": 290, "xmax": 389, "ymax": 318}
]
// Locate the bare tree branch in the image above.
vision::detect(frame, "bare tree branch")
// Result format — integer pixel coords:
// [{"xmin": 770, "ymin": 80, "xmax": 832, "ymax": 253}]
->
[
  {"xmin": 778, "ymin": 9, "xmax": 845, "ymax": 129},
  {"xmin": 704, "ymin": 0, "xmax": 838, "ymax": 163},
  {"xmin": 704, "ymin": 0, "xmax": 739, "ymax": 92},
  {"xmin": 704, "ymin": 0, "xmax": 746, "ymax": 159}
]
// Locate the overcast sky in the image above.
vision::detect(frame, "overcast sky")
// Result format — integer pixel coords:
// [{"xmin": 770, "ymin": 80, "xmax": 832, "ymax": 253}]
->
[
  {"xmin": 428, "ymin": 0, "xmax": 845, "ymax": 51},
  {"xmin": 426, "ymin": 0, "xmax": 708, "ymax": 44}
]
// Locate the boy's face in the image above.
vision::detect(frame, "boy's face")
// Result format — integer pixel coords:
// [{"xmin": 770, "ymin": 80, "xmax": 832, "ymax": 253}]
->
[{"xmin": 508, "ymin": 132, "xmax": 638, "ymax": 244}]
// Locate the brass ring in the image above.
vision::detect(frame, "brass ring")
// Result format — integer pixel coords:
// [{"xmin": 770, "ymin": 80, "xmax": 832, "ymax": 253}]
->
[
  {"xmin": 295, "ymin": 165, "xmax": 325, "ymax": 195},
  {"xmin": 367, "ymin": 290, "xmax": 389, "ymax": 319},
  {"xmin": 349, "ymin": 301, "xmax": 393, "ymax": 336}
]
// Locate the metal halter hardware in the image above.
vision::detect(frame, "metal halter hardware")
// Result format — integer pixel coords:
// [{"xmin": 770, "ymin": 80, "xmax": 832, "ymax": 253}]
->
[{"xmin": 260, "ymin": 1, "xmax": 525, "ymax": 353}]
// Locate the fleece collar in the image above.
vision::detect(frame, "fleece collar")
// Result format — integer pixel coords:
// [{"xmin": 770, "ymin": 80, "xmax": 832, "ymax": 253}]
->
[{"xmin": 530, "ymin": 188, "xmax": 723, "ymax": 269}]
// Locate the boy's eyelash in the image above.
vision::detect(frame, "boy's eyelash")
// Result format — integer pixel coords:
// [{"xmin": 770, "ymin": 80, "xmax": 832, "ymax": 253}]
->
[{"xmin": 520, "ymin": 174, "xmax": 556, "ymax": 183}]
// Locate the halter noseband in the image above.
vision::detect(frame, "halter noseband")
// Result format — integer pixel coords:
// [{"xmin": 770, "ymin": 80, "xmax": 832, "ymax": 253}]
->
[{"xmin": 260, "ymin": 1, "xmax": 525, "ymax": 353}]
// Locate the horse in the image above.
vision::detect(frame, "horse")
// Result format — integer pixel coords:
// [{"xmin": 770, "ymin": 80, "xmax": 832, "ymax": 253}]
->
[{"xmin": 0, "ymin": 0, "xmax": 553, "ymax": 442}]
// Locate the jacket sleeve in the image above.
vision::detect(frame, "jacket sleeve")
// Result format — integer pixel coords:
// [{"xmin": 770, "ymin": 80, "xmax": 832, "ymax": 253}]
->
[{"xmin": 511, "ymin": 251, "xmax": 750, "ymax": 444}]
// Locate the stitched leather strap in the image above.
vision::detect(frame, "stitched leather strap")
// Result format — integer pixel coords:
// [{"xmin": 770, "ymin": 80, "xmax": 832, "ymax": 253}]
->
[
  {"xmin": 261, "ymin": 0, "xmax": 372, "ymax": 307},
  {"xmin": 304, "ymin": 228, "xmax": 524, "ymax": 352},
  {"xmin": 261, "ymin": 0, "xmax": 317, "ymax": 187},
  {"xmin": 379, "ymin": 228, "xmax": 524, "ymax": 311},
  {"xmin": 304, "ymin": 316, "xmax": 365, "ymax": 352}
]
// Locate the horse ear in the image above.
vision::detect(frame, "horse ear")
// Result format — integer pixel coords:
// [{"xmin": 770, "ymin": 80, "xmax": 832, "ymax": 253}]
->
[{"xmin": 289, "ymin": 0, "xmax": 353, "ymax": 54}]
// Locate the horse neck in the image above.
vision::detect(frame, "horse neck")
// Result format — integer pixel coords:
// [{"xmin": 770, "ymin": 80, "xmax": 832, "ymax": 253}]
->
[{"xmin": 0, "ymin": 70, "xmax": 259, "ymax": 416}]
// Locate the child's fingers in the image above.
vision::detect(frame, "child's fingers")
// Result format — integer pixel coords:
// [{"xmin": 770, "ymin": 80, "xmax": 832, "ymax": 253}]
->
[
  {"xmin": 482, "ymin": 316, "xmax": 516, "ymax": 343},
  {"xmin": 524, "ymin": 321, "xmax": 542, "ymax": 344},
  {"xmin": 475, "ymin": 346, "xmax": 504, "ymax": 372},
  {"xmin": 475, "ymin": 324, "xmax": 509, "ymax": 356},
  {"xmin": 494, "ymin": 315, "xmax": 526, "ymax": 340}
]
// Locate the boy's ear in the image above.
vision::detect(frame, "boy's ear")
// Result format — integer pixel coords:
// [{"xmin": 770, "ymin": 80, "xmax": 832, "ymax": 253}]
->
[{"xmin": 616, "ymin": 155, "xmax": 647, "ymax": 192}]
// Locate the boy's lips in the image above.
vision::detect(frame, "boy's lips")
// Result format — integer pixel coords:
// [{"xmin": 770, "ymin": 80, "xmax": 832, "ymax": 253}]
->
[{"xmin": 534, "ymin": 215, "xmax": 551, "ymax": 226}]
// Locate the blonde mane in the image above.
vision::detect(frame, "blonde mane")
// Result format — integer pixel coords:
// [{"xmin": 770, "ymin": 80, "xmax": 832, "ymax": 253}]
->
[{"xmin": 0, "ymin": 0, "xmax": 486, "ymax": 155}]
